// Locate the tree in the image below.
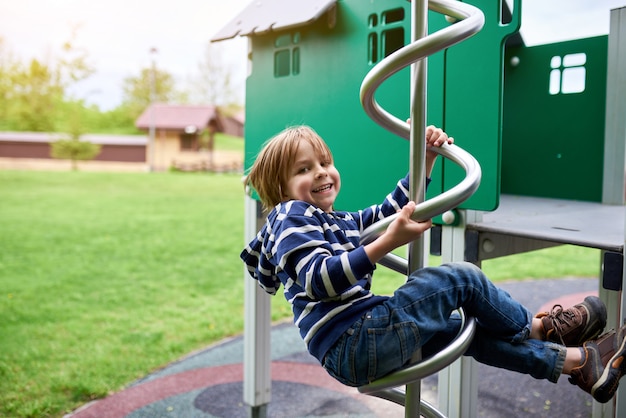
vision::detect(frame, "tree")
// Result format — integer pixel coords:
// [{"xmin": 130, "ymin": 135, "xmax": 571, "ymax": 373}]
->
[
  {"xmin": 186, "ymin": 43, "xmax": 243, "ymax": 107},
  {"xmin": 0, "ymin": 29, "xmax": 94, "ymax": 132},
  {"xmin": 50, "ymin": 102, "xmax": 101, "ymax": 170},
  {"xmin": 0, "ymin": 37, "xmax": 13, "ymax": 126},
  {"xmin": 120, "ymin": 66, "xmax": 179, "ymax": 121},
  {"xmin": 9, "ymin": 59, "xmax": 64, "ymax": 131},
  {"xmin": 50, "ymin": 138, "xmax": 101, "ymax": 171}
]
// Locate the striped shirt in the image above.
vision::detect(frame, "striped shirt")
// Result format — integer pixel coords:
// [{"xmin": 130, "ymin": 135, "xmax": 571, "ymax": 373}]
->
[{"xmin": 241, "ymin": 175, "xmax": 415, "ymax": 362}]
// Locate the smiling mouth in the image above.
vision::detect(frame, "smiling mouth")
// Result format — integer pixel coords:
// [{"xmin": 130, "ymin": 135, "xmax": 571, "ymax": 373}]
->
[{"xmin": 313, "ymin": 184, "xmax": 332, "ymax": 193}]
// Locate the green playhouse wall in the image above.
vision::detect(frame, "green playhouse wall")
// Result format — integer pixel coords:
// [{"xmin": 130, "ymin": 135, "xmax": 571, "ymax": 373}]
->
[
  {"xmin": 244, "ymin": 0, "xmax": 608, "ymax": 213},
  {"xmin": 245, "ymin": 0, "xmax": 411, "ymax": 212},
  {"xmin": 502, "ymin": 35, "xmax": 608, "ymax": 202}
]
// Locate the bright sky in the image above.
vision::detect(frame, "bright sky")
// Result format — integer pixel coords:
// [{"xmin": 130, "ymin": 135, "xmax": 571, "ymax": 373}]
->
[{"xmin": 0, "ymin": 0, "xmax": 623, "ymax": 110}]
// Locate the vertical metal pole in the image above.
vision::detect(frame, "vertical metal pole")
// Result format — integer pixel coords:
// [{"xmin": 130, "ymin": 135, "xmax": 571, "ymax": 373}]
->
[
  {"xmin": 243, "ymin": 196, "xmax": 271, "ymax": 418},
  {"xmin": 148, "ymin": 47, "xmax": 157, "ymax": 172},
  {"xmin": 405, "ymin": 1, "xmax": 428, "ymax": 417},
  {"xmin": 595, "ymin": 6, "xmax": 626, "ymax": 418},
  {"xmin": 439, "ymin": 211, "xmax": 480, "ymax": 418}
]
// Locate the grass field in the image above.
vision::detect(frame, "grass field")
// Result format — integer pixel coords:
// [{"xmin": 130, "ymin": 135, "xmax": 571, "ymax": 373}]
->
[{"xmin": 0, "ymin": 169, "xmax": 601, "ymax": 417}]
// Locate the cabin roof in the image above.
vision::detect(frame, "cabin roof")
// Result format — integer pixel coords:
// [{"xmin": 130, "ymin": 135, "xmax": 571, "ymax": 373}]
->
[
  {"xmin": 135, "ymin": 104, "xmax": 219, "ymax": 132},
  {"xmin": 211, "ymin": 0, "xmax": 337, "ymax": 42}
]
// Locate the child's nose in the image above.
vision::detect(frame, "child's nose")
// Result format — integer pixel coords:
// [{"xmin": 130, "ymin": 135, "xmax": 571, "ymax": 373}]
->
[{"xmin": 315, "ymin": 165, "xmax": 328, "ymax": 177}]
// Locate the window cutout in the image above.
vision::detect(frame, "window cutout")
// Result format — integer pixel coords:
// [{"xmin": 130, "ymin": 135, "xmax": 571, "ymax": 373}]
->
[
  {"xmin": 383, "ymin": 27, "xmax": 404, "ymax": 57},
  {"xmin": 275, "ymin": 34, "xmax": 291, "ymax": 48},
  {"xmin": 273, "ymin": 32, "xmax": 301, "ymax": 77},
  {"xmin": 368, "ymin": 33, "xmax": 378, "ymax": 64},
  {"xmin": 368, "ymin": 14, "xmax": 378, "ymax": 28},
  {"xmin": 274, "ymin": 50, "xmax": 290, "ymax": 77},
  {"xmin": 548, "ymin": 53, "xmax": 587, "ymax": 95},
  {"xmin": 292, "ymin": 47, "xmax": 300, "ymax": 75},
  {"xmin": 383, "ymin": 8, "xmax": 404, "ymax": 24},
  {"xmin": 367, "ymin": 7, "xmax": 405, "ymax": 64},
  {"xmin": 501, "ymin": 0, "xmax": 512, "ymax": 24},
  {"xmin": 563, "ymin": 53, "xmax": 586, "ymax": 67},
  {"xmin": 549, "ymin": 69, "xmax": 561, "ymax": 95},
  {"xmin": 561, "ymin": 67, "xmax": 586, "ymax": 94}
]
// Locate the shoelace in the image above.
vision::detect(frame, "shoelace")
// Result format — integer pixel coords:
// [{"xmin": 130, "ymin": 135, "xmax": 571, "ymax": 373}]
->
[{"xmin": 549, "ymin": 304, "xmax": 577, "ymax": 345}]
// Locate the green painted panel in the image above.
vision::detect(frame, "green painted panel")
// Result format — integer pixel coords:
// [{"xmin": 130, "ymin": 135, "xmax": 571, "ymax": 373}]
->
[
  {"xmin": 245, "ymin": 0, "xmax": 518, "ymax": 212},
  {"xmin": 245, "ymin": 0, "xmax": 411, "ymax": 211},
  {"xmin": 427, "ymin": 0, "xmax": 521, "ymax": 211},
  {"xmin": 502, "ymin": 36, "xmax": 607, "ymax": 202}
]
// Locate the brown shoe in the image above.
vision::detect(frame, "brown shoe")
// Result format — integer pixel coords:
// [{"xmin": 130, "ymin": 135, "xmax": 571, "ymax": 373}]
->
[
  {"xmin": 569, "ymin": 326, "xmax": 626, "ymax": 403},
  {"xmin": 536, "ymin": 296, "xmax": 607, "ymax": 346}
]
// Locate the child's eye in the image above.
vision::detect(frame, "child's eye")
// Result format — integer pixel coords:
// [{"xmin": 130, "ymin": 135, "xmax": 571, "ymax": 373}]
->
[{"xmin": 298, "ymin": 167, "xmax": 309, "ymax": 174}]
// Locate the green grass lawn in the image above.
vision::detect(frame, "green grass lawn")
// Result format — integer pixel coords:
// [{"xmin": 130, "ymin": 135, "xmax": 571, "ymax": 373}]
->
[
  {"xmin": 0, "ymin": 170, "xmax": 601, "ymax": 417},
  {"xmin": 214, "ymin": 132, "xmax": 245, "ymax": 151}
]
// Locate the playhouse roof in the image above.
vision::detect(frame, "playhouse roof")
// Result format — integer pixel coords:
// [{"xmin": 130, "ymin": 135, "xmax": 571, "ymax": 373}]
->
[
  {"xmin": 135, "ymin": 104, "xmax": 220, "ymax": 132},
  {"xmin": 212, "ymin": 0, "xmax": 524, "ymax": 46},
  {"xmin": 211, "ymin": 0, "xmax": 337, "ymax": 42}
]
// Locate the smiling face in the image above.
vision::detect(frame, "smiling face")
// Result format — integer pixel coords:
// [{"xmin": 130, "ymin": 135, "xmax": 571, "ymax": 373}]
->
[{"xmin": 282, "ymin": 140, "xmax": 341, "ymax": 213}]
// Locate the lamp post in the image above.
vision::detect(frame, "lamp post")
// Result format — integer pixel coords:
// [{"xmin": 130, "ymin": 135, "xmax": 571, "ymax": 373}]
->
[{"xmin": 148, "ymin": 47, "xmax": 158, "ymax": 171}]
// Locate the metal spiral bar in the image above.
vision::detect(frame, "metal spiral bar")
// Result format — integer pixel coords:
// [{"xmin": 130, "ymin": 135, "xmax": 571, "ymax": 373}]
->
[
  {"xmin": 356, "ymin": 1, "xmax": 485, "ymax": 415},
  {"xmin": 360, "ymin": 0, "xmax": 485, "ymax": 246},
  {"xmin": 358, "ymin": 309, "xmax": 476, "ymax": 394},
  {"xmin": 360, "ymin": 0, "xmax": 485, "ymax": 140}
]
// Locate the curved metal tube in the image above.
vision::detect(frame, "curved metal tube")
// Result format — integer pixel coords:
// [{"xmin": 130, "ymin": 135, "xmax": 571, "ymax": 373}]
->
[
  {"xmin": 359, "ymin": 312, "xmax": 476, "ymax": 394},
  {"xmin": 364, "ymin": 388, "xmax": 446, "ymax": 418},
  {"xmin": 359, "ymin": 0, "xmax": 484, "ymax": 246},
  {"xmin": 360, "ymin": 0, "xmax": 485, "ymax": 139},
  {"xmin": 360, "ymin": 142, "xmax": 481, "ymax": 246},
  {"xmin": 356, "ymin": 0, "xmax": 485, "ymax": 407}
]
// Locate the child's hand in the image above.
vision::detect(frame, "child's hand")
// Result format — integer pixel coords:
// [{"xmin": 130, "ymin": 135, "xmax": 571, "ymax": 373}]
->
[
  {"xmin": 403, "ymin": 120, "xmax": 453, "ymax": 177},
  {"xmin": 424, "ymin": 125, "xmax": 453, "ymax": 176},
  {"xmin": 385, "ymin": 201, "xmax": 432, "ymax": 247},
  {"xmin": 426, "ymin": 125, "xmax": 453, "ymax": 148},
  {"xmin": 363, "ymin": 201, "xmax": 432, "ymax": 265}
]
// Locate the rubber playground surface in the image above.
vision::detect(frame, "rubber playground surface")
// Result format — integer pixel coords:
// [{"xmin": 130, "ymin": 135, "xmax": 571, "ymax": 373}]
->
[{"xmin": 67, "ymin": 277, "xmax": 600, "ymax": 418}]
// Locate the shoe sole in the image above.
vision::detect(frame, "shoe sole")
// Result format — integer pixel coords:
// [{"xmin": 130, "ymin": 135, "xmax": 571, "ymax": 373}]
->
[
  {"xmin": 578, "ymin": 296, "xmax": 608, "ymax": 344},
  {"xmin": 592, "ymin": 326, "xmax": 626, "ymax": 403}
]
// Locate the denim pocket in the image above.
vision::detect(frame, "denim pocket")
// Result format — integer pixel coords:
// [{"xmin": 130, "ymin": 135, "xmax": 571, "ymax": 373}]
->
[
  {"xmin": 365, "ymin": 319, "xmax": 420, "ymax": 382},
  {"xmin": 322, "ymin": 322, "xmax": 361, "ymax": 387}
]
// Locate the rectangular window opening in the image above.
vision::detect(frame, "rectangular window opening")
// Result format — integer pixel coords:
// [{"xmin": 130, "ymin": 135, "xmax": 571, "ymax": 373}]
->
[
  {"xmin": 383, "ymin": 8, "xmax": 405, "ymax": 24},
  {"xmin": 180, "ymin": 134, "xmax": 196, "ymax": 150},
  {"xmin": 274, "ymin": 50, "xmax": 291, "ymax": 77},
  {"xmin": 561, "ymin": 67, "xmax": 586, "ymax": 94},
  {"xmin": 368, "ymin": 33, "xmax": 378, "ymax": 64},
  {"xmin": 292, "ymin": 47, "xmax": 300, "ymax": 75},
  {"xmin": 382, "ymin": 28, "xmax": 404, "ymax": 58},
  {"xmin": 275, "ymin": 34, "xmax": 291, "ymax": 48}
]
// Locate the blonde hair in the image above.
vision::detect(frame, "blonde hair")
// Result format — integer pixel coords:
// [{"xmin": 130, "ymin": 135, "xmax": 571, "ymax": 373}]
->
[{"xmin": 244, "ymin": 125, "xmax": 333, "ymax": 211}]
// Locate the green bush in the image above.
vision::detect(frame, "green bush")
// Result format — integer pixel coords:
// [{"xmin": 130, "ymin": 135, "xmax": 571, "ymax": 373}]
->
[{"xmin": 50, "ymin": 139, "xmax": 101, "ymax": 170}]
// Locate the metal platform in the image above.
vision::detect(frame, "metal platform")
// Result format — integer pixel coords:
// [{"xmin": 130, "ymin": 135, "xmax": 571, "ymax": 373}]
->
[{"xmin": 465, "ymin": 194, "xmax": 624, "ymax": 262}]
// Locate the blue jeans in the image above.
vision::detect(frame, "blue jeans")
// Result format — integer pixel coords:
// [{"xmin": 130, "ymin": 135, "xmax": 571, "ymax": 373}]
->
[{"xmin": 322, "ymin": 262, "xmax": 566, "ymax": 387}]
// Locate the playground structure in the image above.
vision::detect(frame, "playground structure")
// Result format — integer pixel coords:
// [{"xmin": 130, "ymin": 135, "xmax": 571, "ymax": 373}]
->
[{"xmin": 213, "ymin": 0, "xmax": 626, "ymax": 417}]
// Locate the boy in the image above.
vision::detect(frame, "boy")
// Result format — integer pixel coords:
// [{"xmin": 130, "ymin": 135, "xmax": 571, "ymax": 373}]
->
[{"xmin": 241, "ymin": 125, "xmax": 626, "ymax": 403}]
